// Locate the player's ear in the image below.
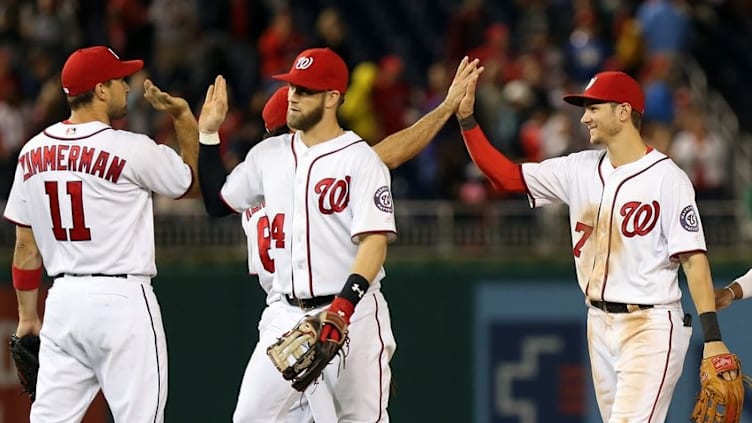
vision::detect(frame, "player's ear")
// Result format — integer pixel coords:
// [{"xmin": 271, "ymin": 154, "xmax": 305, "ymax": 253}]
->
[
  {"xmin": 325, "ymin": 90, "xmax": 342, "ymax": 108},
  {"xmin": 619, "ymin": 103, "xmax": 632, "ymax": 121},
  {"xmin": 94, "ymin": 82, "xmax": 108, "ymax": 100}
]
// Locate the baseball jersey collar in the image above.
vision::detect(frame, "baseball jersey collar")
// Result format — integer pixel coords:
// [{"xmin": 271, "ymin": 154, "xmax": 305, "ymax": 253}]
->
[
  {"xmin": 46, "ymin": 121, "xmax": 112, "ymax": 139},
  {"xmin": 293, "ymin": 130, "xmax": 361, "ymax": 155}
]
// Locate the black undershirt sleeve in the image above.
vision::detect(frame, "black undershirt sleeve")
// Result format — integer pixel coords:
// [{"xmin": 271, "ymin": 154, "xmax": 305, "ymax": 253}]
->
[{"xmin": 198, "ymin": 143, "xmax": 235, "ymax": 217}]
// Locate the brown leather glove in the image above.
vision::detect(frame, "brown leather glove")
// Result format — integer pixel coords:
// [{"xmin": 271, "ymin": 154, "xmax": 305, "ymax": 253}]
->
[
  {"xmin": 267, "ymin": 311, "xmax": 348, "ymax": 392},
  {"xmin": 690, "ymin": 353, "xmax": 750, "ymax": 423}
]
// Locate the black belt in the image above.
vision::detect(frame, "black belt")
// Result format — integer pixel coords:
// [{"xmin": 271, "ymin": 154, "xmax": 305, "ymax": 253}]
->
[
  {"xmin": 285, "ymin": 294, "xmax": 335, "ymax": 310},
  {"xmin": 52, "ymin": 273, "xmax": 127, "ymax": 279},
  {"xmin": 590, "ymin": 300, "xmax": 654, "ymax": 313}
]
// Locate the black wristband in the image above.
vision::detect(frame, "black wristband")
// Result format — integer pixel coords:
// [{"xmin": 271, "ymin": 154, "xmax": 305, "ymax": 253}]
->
[
  {"xmin": 338, "ymin": 273, "xmax": 369, "ymax": 306},
  {"xmin": 457, "ymin": 115, "xmax": 478, "ymax": 131},
  {"xmin": 699, "ymin": 312, "xmax": 722, "ymax": 342}
]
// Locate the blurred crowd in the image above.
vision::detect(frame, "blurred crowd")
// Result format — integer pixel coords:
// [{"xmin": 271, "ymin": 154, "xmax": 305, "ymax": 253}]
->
[{"xmin": 0, "ymin": 0, "xmax": 746, "ymax": 205}]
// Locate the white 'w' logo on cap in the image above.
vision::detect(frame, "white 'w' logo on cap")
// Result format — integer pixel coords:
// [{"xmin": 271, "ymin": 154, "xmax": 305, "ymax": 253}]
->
[
  {"xmin": 295, "ymin": 57, "xmax": 314, "ymax": 70},
  {"xmin": 585, "ymin": 76, "xmax": 597, "ymax": 91}
]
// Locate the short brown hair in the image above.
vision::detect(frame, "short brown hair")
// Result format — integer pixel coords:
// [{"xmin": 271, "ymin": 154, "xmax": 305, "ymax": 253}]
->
[{"xmin": 66, "ymin": 80, "xmax": 113, "ymax": 110}]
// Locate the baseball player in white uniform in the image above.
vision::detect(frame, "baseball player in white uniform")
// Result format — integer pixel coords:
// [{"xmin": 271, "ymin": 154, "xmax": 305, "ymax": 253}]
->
[
  {"xmin": 240, "ymin": 88, "xmax": 330, "ymax": 421},
  {"xmin": 456, "ymin": 70, "xmax": 737, "ymax": 422},
  {"xmin": 237, "ymin": 57, "xmax": 484, "ymax": 422},
  {"xmin": 198, "ymin": 48, "xmax": 396, "ymax": 422},
  {"xmin": 3, "ymin": 46, "xmax": 200, "ymax": 423},
  {"xmin": 715, "ymin": 269, "xmax": 752, "ymax": 310}
]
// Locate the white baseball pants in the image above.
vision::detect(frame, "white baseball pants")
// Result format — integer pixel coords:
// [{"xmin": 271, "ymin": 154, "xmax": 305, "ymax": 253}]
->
[
  {"xmin": 233, "ymin": 291, "xmax": 396, "ymax": 422},
  {"xmin": 31, "ymin": 275, "xmax": 168, "ymax": 423},
  {"xmin": 587, "ymin": 302, "xmax": 692, "ymax": 423}
]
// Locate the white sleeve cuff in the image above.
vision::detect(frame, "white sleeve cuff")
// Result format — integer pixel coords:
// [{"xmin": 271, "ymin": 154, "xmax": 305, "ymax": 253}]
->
[
  {"xmin": 733, "ymin": 268, "xmax": 752, "ymax": 300},
  {"xmin": 199, "ymin": 131, "xmax": 220, "ymax": 146}
]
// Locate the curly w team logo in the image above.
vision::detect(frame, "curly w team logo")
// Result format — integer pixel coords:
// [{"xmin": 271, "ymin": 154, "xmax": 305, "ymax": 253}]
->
[
  {"xmin": 680, "ymin": 205, "xmax": 699, "ymax": 232},
  {"xmin": 314, "ymin": 176, "xmax": 350, "ymax": 214},
  {"xmin": 620, "ymin": 201, "xmax": 660, "ymax": 237},
  {"xmin": 374, "ymin": 186, "xmax": 393, "ymax": 213},
  {"xmin": 295, "ymin": 56, "xmax": 314, "ymax": 70}
]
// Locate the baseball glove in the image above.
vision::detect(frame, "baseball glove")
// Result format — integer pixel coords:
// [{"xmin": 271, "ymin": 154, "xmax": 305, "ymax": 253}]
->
[
  {"xmin": 9, "ymin": 334, "xmax": 40, "ymax": 402},
  {"xmin": 267, "ymin": 311, "xmax": 348, "ymax": 392},
  {"xmin": 690, "ymin": 353, "xmax": 751, "ymax": 423}
]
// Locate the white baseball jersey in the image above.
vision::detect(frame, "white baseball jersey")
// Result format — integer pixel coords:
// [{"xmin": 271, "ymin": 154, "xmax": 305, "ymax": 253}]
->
[
  {"xmin": 522, "ymin": 148, "xmax": 706, "ymax": 305},
  {"xmin": 522, "ymin": 148, "xmax": 700, "ymax": 422},
  {"xmin": 3, "ymin": 121, "xmax": 193, "ymax": 277},
  {"xmin": 221, "ymin": 130, "xmax": 396, "ymax": 298}
]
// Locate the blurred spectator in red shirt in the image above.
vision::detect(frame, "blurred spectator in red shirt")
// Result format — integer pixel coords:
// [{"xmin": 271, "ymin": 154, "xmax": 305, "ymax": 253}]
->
[
  {"xmin": 258, "ymin": 8, "xmax": 306, "ymax": 84},
  {"xmin": 371, "ymin": 54, "xmax": 411, "ymax": 138},
  {"xmin": 468, "ymin": 23, "xmax": 520, "ymax": 84},
  {"xmin": 445, "ymin": 0, "xmax": 490, "ymax": 64}
]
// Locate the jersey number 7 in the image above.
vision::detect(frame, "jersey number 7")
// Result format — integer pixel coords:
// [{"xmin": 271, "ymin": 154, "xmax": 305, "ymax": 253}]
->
[
  {"xmin": 573, "ymin": 221, "xmax": 593, "ymax": 258},
  {"xmin": 44, "ymin": 180, "xmax": 92, "ymax": 241}
]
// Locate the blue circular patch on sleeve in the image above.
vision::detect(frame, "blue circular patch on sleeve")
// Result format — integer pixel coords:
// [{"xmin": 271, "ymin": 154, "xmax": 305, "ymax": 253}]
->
[
  {"xmin": 374, "ymin": 186, "xmax": 393, "ymax": 213},
  {"xmin": 679, "ymin": 205, "xmax": 699, "ymax": 232}
]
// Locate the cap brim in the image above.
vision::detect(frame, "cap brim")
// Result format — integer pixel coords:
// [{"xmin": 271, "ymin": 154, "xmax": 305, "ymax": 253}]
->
[
  {"xmin": 563, "ymin": 94, "xmax": 615, "ymax": 107},
  {"xmin": 272, "ymin": 74, "xmax": 326, "ymax": 92},
  {"xmin": 112, "ymin": 60, "xmax": 144, "ymax": 79}
]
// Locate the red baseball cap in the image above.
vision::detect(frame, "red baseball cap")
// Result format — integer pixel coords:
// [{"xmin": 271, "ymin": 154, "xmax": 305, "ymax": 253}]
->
[
  {"xmin": 61, "ymin": 46, "xmax": 144, "ymax": 96},
  {"xmin": 563, "ymin": 71, "xmax": 645, "ymax": 114},
  {"xmin": 272, "ymin": 48, "xmax": 349, "ymax": 94},
  {"xmin": 262, "ymin": 86, "xmax": 289, "ymax": 132}
]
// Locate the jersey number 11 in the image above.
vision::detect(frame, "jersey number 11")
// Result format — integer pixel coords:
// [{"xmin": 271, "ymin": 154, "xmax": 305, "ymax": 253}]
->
[{"xmin": 44, "ymin": 180, "xmax": 92, "ymax": 241}]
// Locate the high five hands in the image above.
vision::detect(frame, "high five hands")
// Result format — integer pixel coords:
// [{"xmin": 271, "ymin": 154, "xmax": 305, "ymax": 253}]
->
[
  {"xmin": 456, "ymin": 58, "xmax": 482, "ymax": 120},
  {"xmin": 143, "ymin": 79, "xmax": 191, "ymax": 119},
  {"xmin": 442, "ymin": 57, "xmax": 484, "ymax": 117},
  {"xmin": 199, "ymin": 75, "xmax": 229, "ymax": 134}
]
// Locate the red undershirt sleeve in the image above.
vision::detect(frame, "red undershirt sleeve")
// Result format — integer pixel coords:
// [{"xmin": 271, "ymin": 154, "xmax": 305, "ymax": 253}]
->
[{"xmin": 459, "ymin": 117, "xmax": 526, "ymax": 193}]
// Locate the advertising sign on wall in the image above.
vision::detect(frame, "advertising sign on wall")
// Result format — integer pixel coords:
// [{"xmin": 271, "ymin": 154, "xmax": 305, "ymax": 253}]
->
[{"xmin": 473, "ymin": 280, "xmax": 752, "ymax": 423}]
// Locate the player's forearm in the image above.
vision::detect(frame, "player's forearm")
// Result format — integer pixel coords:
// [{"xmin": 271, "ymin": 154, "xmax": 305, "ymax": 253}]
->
[
  {"xmin": 198, "ymin": 143, "xmax": 234, "ymax": 217},
  {"xmin": 327, "ymin": 233, "xmax": 388, "ymax": 320},
  {"xmin": 682, "ymin": 252, "xmax": 728, "ymax": 344},
  {"xmin": 13, "ymin": 235, "xmax": 42, "ymax": 271},
  {"xmin": 458, "ymin": 116, "xmax": 526, "ymax": 192},
  {"xmin": 372, "ymin": 102, "xmax": 454, "ymax": 169},
  {"xmin": 350, "ymin": 233, "xmax": 388, "ymax": 283},
  {"xmin": 172, "ymin": 111, "xmax": 201, "ymax": 198},
  {"xmin": 681, "ymin": 252, "xmax": 717, "ymax": 314},
  {"xmin": 16, "ymin": 289, "xmax": 39, "ymax": 321},
  {"xmin": 13, "ymin": 228, "xmax": 42, "ymax": 320}
]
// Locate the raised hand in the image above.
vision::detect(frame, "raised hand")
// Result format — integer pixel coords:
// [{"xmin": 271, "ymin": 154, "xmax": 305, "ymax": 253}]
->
[
  {"xmin": 457, "ymin": 65, "xmax": 481, "ymax": 119},
  {"xmin": 442, "ymin": 57, "xmax": 484, "ymax": 112},
  {"xmin": 199, "ymin": 75, "xmax": 229, "ymax": 134},
  {"xmin": 143, "ymin": 79, "xmax": 190, "ymax": 118}
]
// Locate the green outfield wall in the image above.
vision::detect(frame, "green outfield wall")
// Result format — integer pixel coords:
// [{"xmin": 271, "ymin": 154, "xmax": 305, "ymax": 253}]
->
[{"xmin": 2, "ymin": 260, "xmax": 750, "ymax": 422}]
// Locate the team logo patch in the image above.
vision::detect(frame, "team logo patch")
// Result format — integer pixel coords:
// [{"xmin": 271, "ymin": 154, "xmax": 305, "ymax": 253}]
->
[
  {"xmin": 679, "ymin": 205, "xmax": 699, "ymax": 232},
  {"xmin": 295, "ymin": 56, "xmax": 314, "ymax": 70},
  {"xmin": 374, "ymin": 186, "xmax": 393, "ymax": 213}
]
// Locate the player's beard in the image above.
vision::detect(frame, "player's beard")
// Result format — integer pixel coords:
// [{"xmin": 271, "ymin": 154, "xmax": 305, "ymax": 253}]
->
[
  {"xmin": 107, "ymin": 100, "xmax": 128, "ymax": 121},
  {"xmin": 287, "ymin": 98, "xmax": 325, "ymax": 132}
]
